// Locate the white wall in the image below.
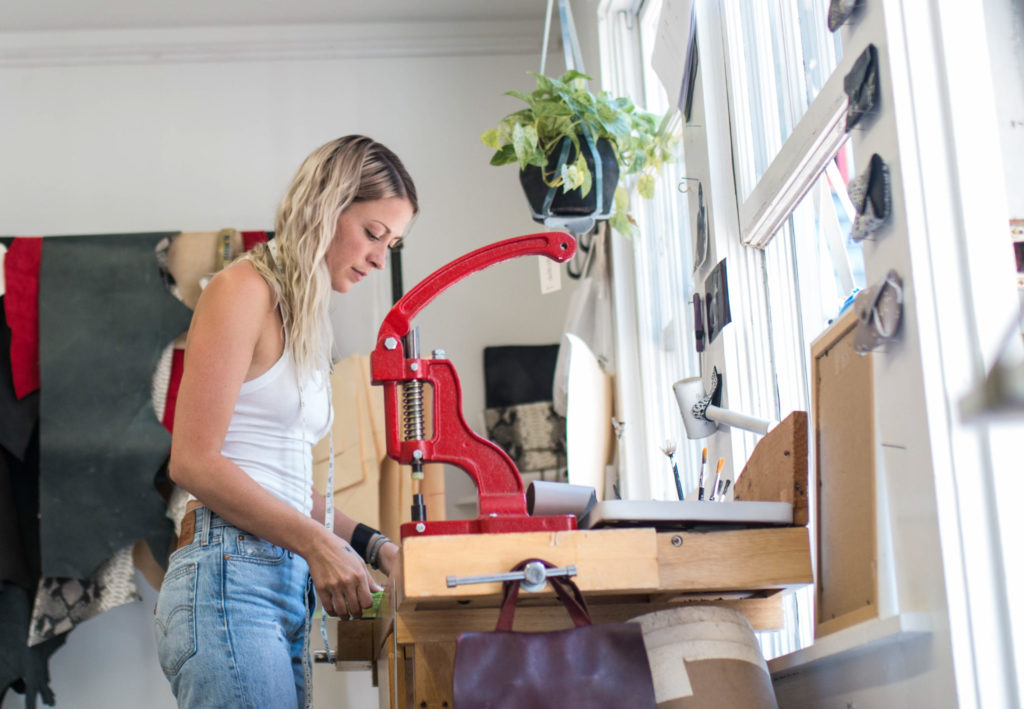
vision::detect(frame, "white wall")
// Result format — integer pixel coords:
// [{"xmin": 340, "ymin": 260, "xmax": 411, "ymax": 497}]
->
[{"xmin": 0, "ymin": 20, "xmax": 581, "ymax": 708}]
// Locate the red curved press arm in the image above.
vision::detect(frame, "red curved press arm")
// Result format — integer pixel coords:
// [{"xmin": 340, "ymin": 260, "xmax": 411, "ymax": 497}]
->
[
  {"xmin": 375, "ymin": 232, "xmax": 576, "ymax": 346},
  {"xmin": 370, "ymin": 232, "xmax": 577, "ymax": 518}
]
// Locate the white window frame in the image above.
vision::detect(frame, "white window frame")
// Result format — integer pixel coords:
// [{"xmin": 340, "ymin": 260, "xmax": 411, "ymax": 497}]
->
[
  {"xmin": 738, "ymin": 65, "xmax": 849, "ymax": 249},
  {"xmin": 883, "ymin": 1, "xmax": 1023, "ymax": 704}
]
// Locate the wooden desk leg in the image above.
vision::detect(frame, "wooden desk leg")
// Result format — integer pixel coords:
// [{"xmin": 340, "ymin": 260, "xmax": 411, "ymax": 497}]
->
[{"xmin": 410, "ymin": 641, "xmax": 455, "ymax": 708}]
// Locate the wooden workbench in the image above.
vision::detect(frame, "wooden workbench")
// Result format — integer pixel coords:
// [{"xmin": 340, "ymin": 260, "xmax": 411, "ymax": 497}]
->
[
  {"xmin": 332, "ymin": 411, "xmax": 813, "ymax": 708},
  {"xmin": 359, "ymin": 524, "xmax": 811, "ymax": 708}
]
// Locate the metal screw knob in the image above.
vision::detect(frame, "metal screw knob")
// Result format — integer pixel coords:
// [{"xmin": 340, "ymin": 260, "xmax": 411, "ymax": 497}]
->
[
  {"xmin": 521, "ymin": 561, "xmax": 548, "ymax": 592},
  {"xmin": 384, "ymin": 337, "xmax": 398, "ymax": 350},
  {"xmin": 432, "ymin": 349, "xmax": 446, "ymax": 359}
]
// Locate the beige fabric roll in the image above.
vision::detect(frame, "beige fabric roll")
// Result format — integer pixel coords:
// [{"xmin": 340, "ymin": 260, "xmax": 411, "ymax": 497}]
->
[{"xmin": 630, "ymin": 605, "xmax": 779, "ymax": 709}]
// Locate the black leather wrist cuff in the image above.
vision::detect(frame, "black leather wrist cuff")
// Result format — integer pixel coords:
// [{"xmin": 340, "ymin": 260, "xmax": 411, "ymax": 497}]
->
[{"xmin": 350, "ymin": 522, "xmax": 378, "ymax": 559}]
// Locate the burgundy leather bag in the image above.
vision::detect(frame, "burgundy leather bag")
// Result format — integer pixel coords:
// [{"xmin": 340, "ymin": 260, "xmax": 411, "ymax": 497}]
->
[{"xmin": 452, "ymin": 559, "xmax": 656, "ymax": 709}]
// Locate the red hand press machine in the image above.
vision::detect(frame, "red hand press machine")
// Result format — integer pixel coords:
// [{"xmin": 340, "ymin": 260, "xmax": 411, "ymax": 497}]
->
[{"xmin": 370, "ymin": 232, "xmax": 580, "ymax": 540}]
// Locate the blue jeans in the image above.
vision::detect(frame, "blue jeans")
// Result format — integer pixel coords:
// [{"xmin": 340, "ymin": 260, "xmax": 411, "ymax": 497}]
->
[{"xmin": 154, "ymin": 506, "xmax": 314, "ymax": 709}]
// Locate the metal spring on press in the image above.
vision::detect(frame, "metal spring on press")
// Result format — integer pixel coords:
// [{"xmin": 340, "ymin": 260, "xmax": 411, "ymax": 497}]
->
[{"xmin": 402, "ymin": 380, "xmax": 424, "ymax": 440}]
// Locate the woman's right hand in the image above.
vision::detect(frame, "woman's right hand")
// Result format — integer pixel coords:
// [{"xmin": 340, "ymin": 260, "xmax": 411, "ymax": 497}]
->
[{"xmin": 304, "ymin": 528, "xmax": 381, "ymax": 618}]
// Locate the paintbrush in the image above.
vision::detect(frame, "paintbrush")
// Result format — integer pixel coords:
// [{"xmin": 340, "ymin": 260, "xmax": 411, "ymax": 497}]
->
[
  {"xmin": 709, "ymin": 458, "xmax": 724, "ymax": 501},
  {"xmin": 661, "ymin": 440, "xmax": 684, "ymax": 500},
  {"xmin": 698, "ymin": 447, "xmax": 707, "ymax": 500},
  {"xmin": 718, "ymin": 478, "xmax": 732, "ymax": 502}
]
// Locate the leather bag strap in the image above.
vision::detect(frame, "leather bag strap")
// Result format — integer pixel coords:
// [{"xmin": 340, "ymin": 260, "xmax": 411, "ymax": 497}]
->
[{"xmin": 495, "ymin": 559, "xmax": 592, "ymax": 631}]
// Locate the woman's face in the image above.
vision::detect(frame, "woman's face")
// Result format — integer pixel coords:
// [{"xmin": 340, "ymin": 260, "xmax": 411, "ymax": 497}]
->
[{"xmin": 325, "ymin": 196, "xmax": 414, "ymax": 293}]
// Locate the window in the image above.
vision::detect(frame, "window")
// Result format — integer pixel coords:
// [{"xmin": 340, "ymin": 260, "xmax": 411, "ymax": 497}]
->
[
  {"xmin": 600, "ymin": 1, "xmax": 1023, "ymax": 702},
  {"xmin": 724, "ymin": 0, "xmax": 843, "ymax": 201},
  {"xmin": 599, "ymin": 0, "xmax": 863, "ymax": 658},
  {"xmin": 600, "ymin": 0, "xmax": 861, "ymax": 494},
  {"xmin": 599, "ymin": 1, "xmax": 700, "ymax": 501}
]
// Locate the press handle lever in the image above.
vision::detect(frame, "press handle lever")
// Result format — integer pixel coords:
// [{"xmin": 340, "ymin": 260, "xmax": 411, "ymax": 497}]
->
[
  {"xmin": 446, "ymin": 561, "xmax": 577, "ymax": 592},
  {"xmin": 377, "ymin": 232, "xmax": 576, "ymax": 344}
]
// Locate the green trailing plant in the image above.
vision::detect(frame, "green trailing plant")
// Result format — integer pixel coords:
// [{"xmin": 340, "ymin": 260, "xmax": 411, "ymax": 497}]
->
[{"xmin": 481, "ymin": 70, "xmax": 679, "ymax": 237}]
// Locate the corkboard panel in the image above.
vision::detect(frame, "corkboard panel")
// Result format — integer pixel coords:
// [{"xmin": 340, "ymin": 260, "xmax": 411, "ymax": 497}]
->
[
  {"xmin": 734, "ymin": 410, "xmax": 809, "ymax": 525},
  {"xmin": 811, "ymin": 309, "xmax": 877, "ymax": 637}
]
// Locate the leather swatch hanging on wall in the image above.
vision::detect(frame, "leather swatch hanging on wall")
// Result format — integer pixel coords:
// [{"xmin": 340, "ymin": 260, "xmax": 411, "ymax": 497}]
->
[
  {"xmin": 3, "ymin": 238, "xmax": 42, "ymax": 400},
  {"xmin": 0, "ymin": 428, "xmax": 65, "ymax": 708},
  {"xmin": 0, "ymin": 295, "xmax": 39, "ymax": 463},
  {"xmin": 37, "ymin": 233, "xmax": 192, "ymax": 579},
  {"xmin": 0, "ymin": 583, "xmax": 66, "ymax": 708},
  {"xmin": 0, "ymin": 422, "xmax": 41, "ymax": 594}
]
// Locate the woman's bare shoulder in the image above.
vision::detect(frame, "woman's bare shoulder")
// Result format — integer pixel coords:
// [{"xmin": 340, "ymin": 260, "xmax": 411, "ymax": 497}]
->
[
  {"xmin": 183, "ymin": 261, "xmax": 279, "ymax": 360},
  {"xmin": 197, "ymin": 260, "xmax": 274, "ymax": 315}
]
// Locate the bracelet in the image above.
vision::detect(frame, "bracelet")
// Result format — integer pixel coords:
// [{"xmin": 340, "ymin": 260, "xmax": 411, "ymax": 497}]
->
[
  {"xmin": 367, "ymin": 534, "xmax": 386, "ymax": 569},
  {"xmin": 350, "ymin": 523, "xmax": 378, "ymax": 559},
  {"xmin": 367, "ymin": 533, "xmax": 392, "ymax": 571}
]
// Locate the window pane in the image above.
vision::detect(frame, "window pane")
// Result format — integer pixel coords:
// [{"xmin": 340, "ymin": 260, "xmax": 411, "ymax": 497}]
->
[
  {"xmin": 756, "ymin": 152, "xmax": 863, "ymax": 660},
  {"xmin": 726, "ymin": 0, "xmax": 843, "ymax": 200},
  {"xmin": 765, "ymin": 150, "xmax": 865, "ymax": 415},
  {"xmin": 601, "ymin": 0, "xmax": 703, "ymax": 500},
  {"xmin": 630, "ymin": 158, "xmax": 702, "ymax": 501}
]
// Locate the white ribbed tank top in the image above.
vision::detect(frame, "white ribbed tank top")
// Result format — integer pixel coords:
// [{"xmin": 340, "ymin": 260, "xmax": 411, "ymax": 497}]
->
[{"xmin": 219, "ymin": 346, "xmax": 333, "ymax": 515}]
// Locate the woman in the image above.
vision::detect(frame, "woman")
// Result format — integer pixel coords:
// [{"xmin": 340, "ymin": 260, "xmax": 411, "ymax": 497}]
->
[{"xmin": 154, "ymin": 135, "xmax": 417, "ymax": 708}]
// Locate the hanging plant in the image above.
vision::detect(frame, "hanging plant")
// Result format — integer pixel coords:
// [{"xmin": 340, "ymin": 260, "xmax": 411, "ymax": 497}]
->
[{"xmin": 481, "ymin": 70, "xmax": 679, "ymax": 237}]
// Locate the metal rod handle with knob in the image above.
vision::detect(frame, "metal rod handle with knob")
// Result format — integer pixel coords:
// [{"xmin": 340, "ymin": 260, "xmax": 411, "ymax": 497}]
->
[{"xmin": 446, "ymin": 561, "xmax": 577, "ymax": 593}]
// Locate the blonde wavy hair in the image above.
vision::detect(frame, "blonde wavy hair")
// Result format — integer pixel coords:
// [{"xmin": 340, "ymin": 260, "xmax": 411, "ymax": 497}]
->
[{"xmin": 243, "ymin": 135, "xmax": 418, "ymax": 379}]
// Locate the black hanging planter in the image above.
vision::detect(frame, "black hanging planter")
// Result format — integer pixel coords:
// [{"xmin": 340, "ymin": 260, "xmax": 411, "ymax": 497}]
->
[{"xmin": 519, "ymin": 136, "xmax": 619, "ymax": 225}]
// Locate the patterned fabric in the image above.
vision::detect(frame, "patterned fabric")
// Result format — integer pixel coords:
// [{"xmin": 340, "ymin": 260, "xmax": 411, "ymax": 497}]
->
[
  {"xmin": 827, "ymin": 0, "xmax": 858, "ymax": 32},
  {"xmin": 484, "ymin": 401, "xmax": 567, "ymax": 473},
  {"xmin": 28, "ymin": 545, "xmax": 140, "ymax": 647},
  {"xmin": 848, "ymin": 153, "xmax": 891, "ymax": 242},
  {"xmin": 853, "ymin": 269, "xmax": 904, "ymax": 354},
  {"xmin": 151, "ymin": 342, "xmax": 174, "ymax": 425},
  {"xmin": 844, "ymin": 44, "xmax": 879, "ymax": 131}
]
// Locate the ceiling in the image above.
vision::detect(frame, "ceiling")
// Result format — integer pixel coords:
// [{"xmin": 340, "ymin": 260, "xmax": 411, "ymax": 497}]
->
[{"xmin": 0, "ymin": 0, "xmax": 549, "ymax": 33}]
